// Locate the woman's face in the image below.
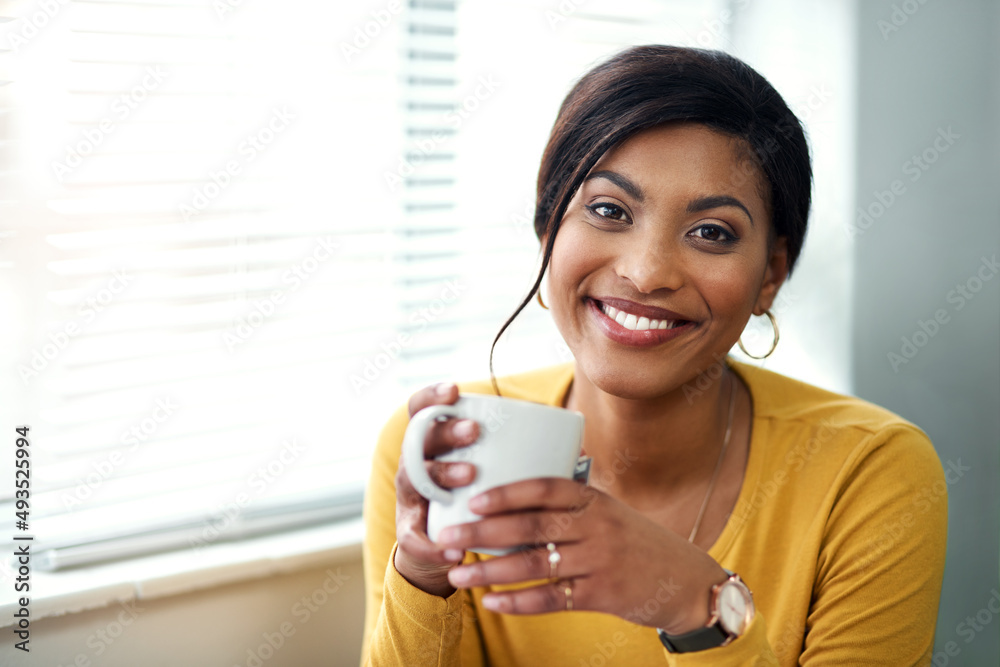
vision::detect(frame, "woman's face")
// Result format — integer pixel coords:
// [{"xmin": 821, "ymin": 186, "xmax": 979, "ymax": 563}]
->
[{"xmin": 546, "ymin": 122, "xmax": 788, "ymax": 399}]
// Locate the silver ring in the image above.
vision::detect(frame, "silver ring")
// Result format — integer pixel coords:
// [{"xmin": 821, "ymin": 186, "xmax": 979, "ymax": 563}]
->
[{"xmin": 546, "ymin": 542, "xmax": 561, "ymax": 579}]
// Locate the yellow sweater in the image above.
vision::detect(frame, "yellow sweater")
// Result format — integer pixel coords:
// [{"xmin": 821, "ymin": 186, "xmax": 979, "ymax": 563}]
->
[{"xmin": 362, "ymin": 359, "xmax": 947, "ymax": 666}]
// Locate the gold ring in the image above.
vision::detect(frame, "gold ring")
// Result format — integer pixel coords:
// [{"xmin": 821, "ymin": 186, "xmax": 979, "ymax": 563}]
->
[
  {"xmin": 562, "ymin": 578, "xmax": 574, "ymax": 611},
  {"xmin": 546, "ymin": 542, "xmax": 561, "ymax": 579}
]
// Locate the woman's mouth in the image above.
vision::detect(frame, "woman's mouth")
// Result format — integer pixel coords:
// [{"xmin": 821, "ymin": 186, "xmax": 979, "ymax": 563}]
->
[
  {"xmin": 586, "ymin": 297, "xmax": 695, "ymax": 347},
  {"xmin": 599, "ymin": 302, "xmax": 685, "ymax": 331}
]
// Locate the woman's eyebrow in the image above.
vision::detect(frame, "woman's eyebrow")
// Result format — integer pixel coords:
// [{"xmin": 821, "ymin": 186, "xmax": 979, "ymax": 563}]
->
[
  {"xmin": 584, "ymin": 170, "xmax": 644, "ymax": 202},
  {"xmin": 687, "ymin": 195, "xmax": 754, "ymax": 226}
]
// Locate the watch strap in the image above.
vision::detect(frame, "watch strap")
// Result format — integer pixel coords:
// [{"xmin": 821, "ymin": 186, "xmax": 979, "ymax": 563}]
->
[{"xmin": 657, "ymin": 623, "xmax": 730, "ymax": 653}]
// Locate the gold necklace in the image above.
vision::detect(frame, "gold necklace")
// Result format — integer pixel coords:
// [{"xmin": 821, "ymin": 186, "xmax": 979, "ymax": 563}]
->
[{"xmin": 687, "ymin": 372, "xmax": 737, "ymax": 544}]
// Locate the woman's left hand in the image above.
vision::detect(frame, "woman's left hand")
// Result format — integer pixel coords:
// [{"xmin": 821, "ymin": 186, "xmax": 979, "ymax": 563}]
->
[{"xmin": 435, "ymin": 477, "xmax": 728, "ymax": 634}]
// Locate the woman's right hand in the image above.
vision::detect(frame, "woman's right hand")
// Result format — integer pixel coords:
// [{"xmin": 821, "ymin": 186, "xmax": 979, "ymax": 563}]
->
[{"xmin": 393, "ymin": 382, "xmax": 479, "ymax": 597}]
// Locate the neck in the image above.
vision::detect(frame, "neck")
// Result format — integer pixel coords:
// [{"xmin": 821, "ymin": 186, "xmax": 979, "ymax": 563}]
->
[{"xmin": 565, "ymin": 362, "xmax": 736, "ymax": 509}]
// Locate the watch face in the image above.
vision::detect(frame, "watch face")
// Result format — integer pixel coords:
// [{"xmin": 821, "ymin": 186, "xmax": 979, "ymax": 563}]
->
[{"xmin": 718, "ymin": 583, "xmax": 750, "ymax": 634}]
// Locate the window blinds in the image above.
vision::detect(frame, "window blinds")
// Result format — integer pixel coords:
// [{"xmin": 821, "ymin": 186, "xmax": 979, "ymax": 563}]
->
[{"xmin": 2, "ymin": 0, "xmax": 406, "ymax": 569}]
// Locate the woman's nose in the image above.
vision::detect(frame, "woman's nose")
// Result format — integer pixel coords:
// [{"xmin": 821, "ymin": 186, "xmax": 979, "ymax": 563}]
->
[{"xmin": 615, "ymin": 234, "xmax": 684, "ymax": 294}]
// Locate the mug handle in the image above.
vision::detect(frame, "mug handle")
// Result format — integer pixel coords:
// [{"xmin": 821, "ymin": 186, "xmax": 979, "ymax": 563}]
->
[{"xmin": 401, "ymin": 404, "xmax": 462, "ymax": 503}]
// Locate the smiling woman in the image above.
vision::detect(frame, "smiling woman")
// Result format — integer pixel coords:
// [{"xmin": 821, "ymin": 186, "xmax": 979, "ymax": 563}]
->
[{"xmin": 362, "ymin": 46, "xmax": 947, "ymax": 666}]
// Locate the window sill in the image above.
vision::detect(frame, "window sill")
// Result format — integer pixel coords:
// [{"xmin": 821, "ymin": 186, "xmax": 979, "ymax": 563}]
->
[{"xmin": 0, "ymin": 517, "xmax": 364, "ymax": 627}]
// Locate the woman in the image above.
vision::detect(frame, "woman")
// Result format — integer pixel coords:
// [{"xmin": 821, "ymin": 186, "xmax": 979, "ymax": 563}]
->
[{"xmin": 362, "ymin": 46, "xmax": 946, "ymax": 665}]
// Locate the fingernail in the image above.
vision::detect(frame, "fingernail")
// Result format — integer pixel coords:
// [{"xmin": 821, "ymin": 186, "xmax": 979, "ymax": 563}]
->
[
  {"xmin": 436, "ymin": 383, "xmax": 454, "ymax": 398},
  {"xmin": 454, "ymin": 419, "xmax": 476, "ymax": 441},
  {"xmin": 469, "ymin": 494, "xmax": 489, "ymax": 512},
  {"xmin": 482, "ymin": 595, "xmax": 501, "ymax": 612},
  {"xmin": 444, "ymin": 548, "xmax": 464, "ymax": 562},
  {"xmin": 446, "ymin": 464, "xmax": 471, "ymax": 483},
  {"xmin": 449, "ymin": 567, "xmax": 470, "ymax": 585}
]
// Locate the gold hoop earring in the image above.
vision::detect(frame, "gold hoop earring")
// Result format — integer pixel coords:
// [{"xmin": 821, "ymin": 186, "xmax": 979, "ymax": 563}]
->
[
  {"xmin": 738, "ymin": 310, "xmax": 779, "ymax": 359},
  {"xmin": 536, "ymin": 291, "xmax": 549, "ymax": 310}
]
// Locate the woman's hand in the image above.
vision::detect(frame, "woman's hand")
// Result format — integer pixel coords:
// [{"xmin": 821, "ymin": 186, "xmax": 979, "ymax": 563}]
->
[
  {"xmin": 393, "ymin": 382, "xmax": 480, "ymax": 598},
  {"xmin": 435, "ymin": 477, "xmax": 728, "ymax": 633}
]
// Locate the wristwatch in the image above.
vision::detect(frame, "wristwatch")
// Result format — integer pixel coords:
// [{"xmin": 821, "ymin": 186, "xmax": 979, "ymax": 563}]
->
[{"xmin": 657, "ymin": 569, "xmax": 755, "ymax": 653}]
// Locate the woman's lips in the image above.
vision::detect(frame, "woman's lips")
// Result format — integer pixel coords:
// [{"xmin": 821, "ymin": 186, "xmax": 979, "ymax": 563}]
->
[{"xmin": 586, "ymin": 297, "xmax": 695, "ymax": 347}]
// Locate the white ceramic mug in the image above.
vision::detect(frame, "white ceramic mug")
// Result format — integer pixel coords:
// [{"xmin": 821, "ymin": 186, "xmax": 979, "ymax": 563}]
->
[{"xmin": 402, "ymin": 394, "xmax": 585, "ymax": 555}]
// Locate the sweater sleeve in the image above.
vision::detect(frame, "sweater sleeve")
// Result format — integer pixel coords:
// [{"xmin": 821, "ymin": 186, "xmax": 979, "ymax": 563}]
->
[
  {"xmin": 361, "ymin": 403, "xmax": 485, "ymax": 667},
  {"xmin": 797, "ymin": 424, "xmax": 947, "ymax": 665}
]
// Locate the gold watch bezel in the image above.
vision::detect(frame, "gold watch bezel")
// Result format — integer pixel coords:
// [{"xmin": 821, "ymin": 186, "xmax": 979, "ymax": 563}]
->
[{"xmin": 708, "ymin": 570, "xmax": 755, "ymax": 642}]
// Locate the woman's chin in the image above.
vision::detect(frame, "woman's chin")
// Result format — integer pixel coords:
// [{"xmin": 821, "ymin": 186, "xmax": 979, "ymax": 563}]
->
[{"xmin": 574, "ymin": 357, "xmax": 682, "ymax": 401}]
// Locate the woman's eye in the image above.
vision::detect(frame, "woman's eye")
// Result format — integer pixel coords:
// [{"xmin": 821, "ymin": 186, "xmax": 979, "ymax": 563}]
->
[
  {"xmin": 690, "ymin": 224, "xmax": 735, "ymax": 243},
  {"xmin": 587, "ymin": 203, "xmax": 629, "ymax": 221}
]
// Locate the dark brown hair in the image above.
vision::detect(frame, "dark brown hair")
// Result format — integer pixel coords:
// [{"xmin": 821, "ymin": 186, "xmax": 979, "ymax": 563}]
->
[{"xmin": 490, "ymin": 45, "xmax": 813, "ymax": 391}]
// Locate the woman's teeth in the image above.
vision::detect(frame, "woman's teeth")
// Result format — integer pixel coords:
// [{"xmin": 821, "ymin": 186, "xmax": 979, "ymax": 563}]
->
[{"xmin": 600, "ymin": 303, "xmax": 681, "ymax": 331}]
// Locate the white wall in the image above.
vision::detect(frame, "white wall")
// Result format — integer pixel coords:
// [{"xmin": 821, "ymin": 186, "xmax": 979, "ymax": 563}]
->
[{"xmin": 2, "ymin": 554, "xmax": 366, "ymax": 667}]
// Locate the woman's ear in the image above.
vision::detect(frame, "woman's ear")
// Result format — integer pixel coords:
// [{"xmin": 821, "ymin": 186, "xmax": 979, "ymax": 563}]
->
[{"xmin": 753, "ymin": 236, "xmax": 789, "ymax": 315}]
